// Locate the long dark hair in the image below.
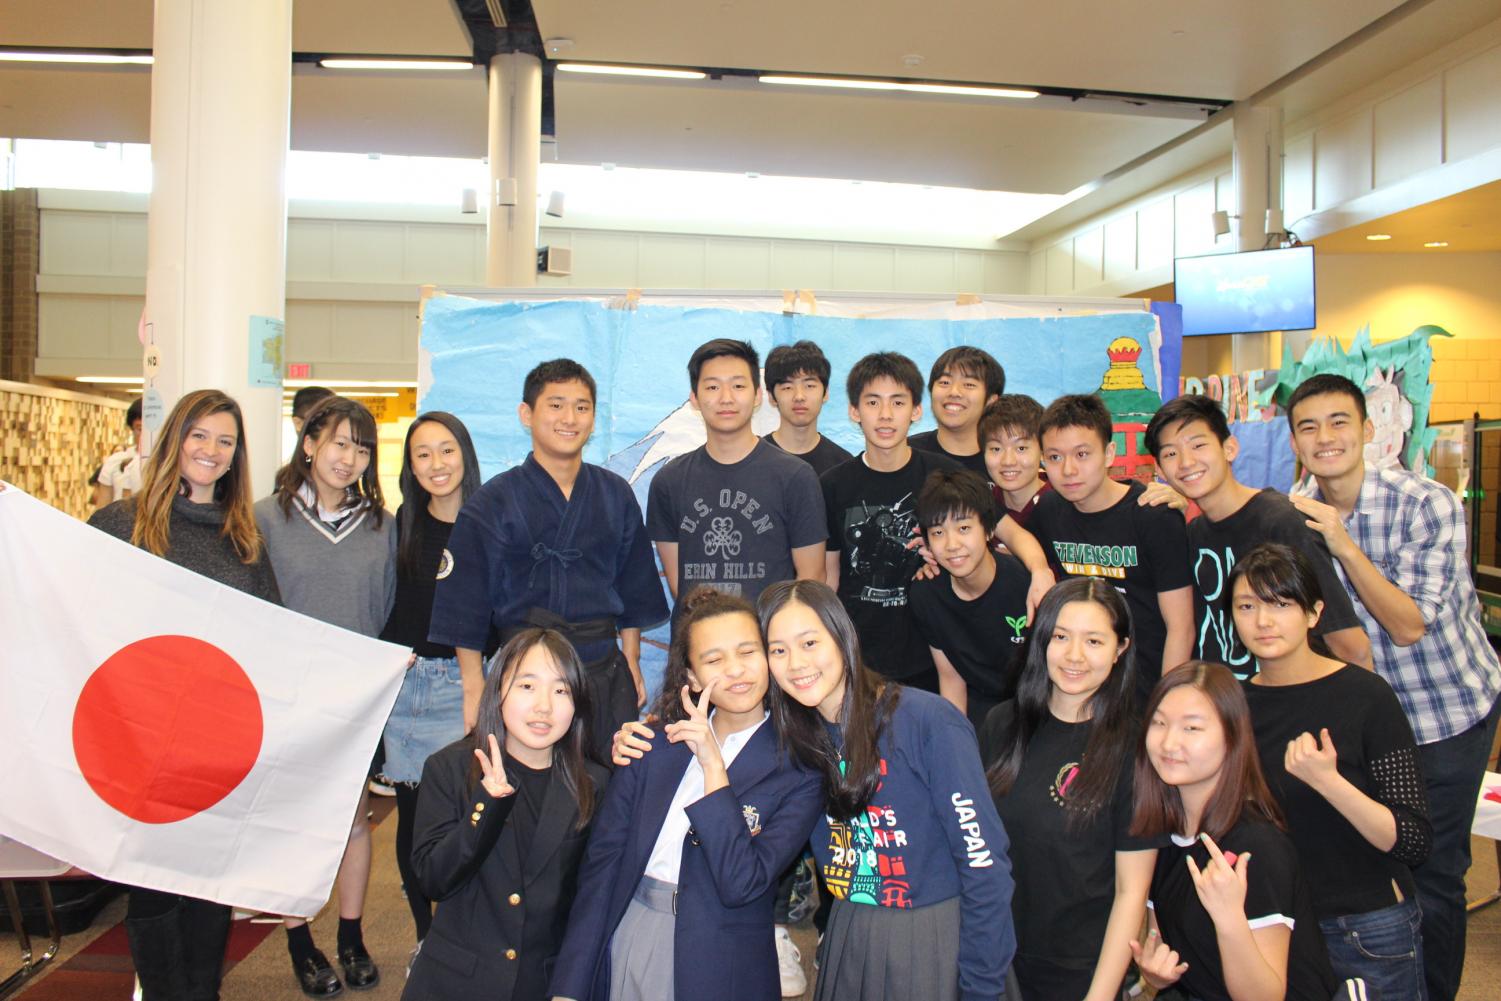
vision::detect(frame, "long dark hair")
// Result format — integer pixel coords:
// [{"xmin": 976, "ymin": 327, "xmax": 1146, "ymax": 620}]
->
[
  {"xmin": 1130, "ymin": 660, "xmax": 1284, "ymax": 841},
  {"xmin": 986, "ymin": 577, "xmax": 1137, "ymax": 826},
  {"xmin": 273, "ymin": 396, "xmax": 385, "ymax": 527},
  {"xmin": 757, "ymin": 579, "xmax": 900, "ymax": 821},
  {"xmin": 396, "ymin": 411, "xmax": 480, "ymax": 579},
  {"xmin": 470, "ymin": 628, "xmax": 596, "ymax": 828},
  {"xmin": 650, "ymin": 587, "xmax": 762, "ymax": 725},
  {"xmin": 133, "ymin": 389, "xmax": 260, "ymax": 563}
]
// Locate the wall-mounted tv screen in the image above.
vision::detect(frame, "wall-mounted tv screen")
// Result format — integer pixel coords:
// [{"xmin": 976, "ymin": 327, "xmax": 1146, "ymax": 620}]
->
[{"xmin": 1174, "ymin": 245, "xmax": 1316, "ymax": 336}]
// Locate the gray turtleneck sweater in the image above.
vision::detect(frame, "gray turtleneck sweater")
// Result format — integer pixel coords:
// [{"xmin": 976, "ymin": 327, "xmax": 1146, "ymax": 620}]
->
[{"xmin": 88, "ymin": 495, "xmax": 282, "ymax": 604}]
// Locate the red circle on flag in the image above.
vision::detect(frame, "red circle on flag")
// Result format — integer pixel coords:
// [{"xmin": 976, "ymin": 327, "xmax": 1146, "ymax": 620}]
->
[{"xmin": 72, "ymin": 635, "xmax": 264, "ymax": 824}]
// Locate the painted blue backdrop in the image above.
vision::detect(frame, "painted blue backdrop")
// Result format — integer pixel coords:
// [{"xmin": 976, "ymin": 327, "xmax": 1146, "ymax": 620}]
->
[{"xmin": 421, "ymin": 294, "xmax": 1172, "ymax": 701}]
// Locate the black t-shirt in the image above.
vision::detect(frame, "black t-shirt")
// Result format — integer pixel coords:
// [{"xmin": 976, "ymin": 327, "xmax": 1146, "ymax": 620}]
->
[
  {"xmin": 647, "ymin": 441, "xmax": 827, "ymax": 607},
  {"xmin": 909, "ymin": 553, "xmax": 1031, "ymax": 707},
  {"xmin": 821, "ymin": 450, "xmax": 963, "ymax": 680},
  {"xmin": 1028, "ymin": 481, "xmax": 1192, "ymax": 690},
  {"xmin": 1189, "ymin": 489, "xmax": 1363, "ymax": 674},
  {"xmin": 979, "ymin": 706, "xmax": 1158, "ymax": 971},
  {"xmin": 1244, "ymin": 665, "xmax": 1428, "ymax": 919},
  {"xmin": 761, "ymin": 432, "xmax": 855, "ymax": 478},
  {"xmin": 379, "ymin": 504, "xmax": 456, "ymax": 659},
  {"xmin": 1149, "ymin": 816, "xmax": 1338, "ymax": 1001},
  {"xmin": 908, "ymin": 429, "xmax": 989, "ymax": 477}
]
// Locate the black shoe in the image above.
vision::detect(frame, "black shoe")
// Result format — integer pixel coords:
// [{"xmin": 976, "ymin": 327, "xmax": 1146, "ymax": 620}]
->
[
  {"xmin": 294, "ymin": 949, "xmax": 343, "ymax": 997},
  {"xmin": 338, "ymin": 945, "xmax": 381, "ymax": 991}
]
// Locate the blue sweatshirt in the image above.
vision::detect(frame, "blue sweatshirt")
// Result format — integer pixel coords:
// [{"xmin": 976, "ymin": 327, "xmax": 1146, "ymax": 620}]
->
[{"xmin": 813, "ymin": 688, "xmax": 1016, "ymax": 1001}]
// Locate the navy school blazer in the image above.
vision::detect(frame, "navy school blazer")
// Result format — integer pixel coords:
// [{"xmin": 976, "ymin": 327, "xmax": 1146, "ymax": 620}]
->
[
  {"xmin": 549, "ymin": 722, "xmax": 825, "ymax": 1001},
  {"xmin": 402, "ymin": 739, "xmax": 610, "ymax": 1001}
]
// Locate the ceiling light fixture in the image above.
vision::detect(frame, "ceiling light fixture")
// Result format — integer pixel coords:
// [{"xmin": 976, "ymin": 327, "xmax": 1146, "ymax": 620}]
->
[
  {"xmin": 0, "ymin": 50, "xmax": 153, "ymax": 65},
  {"xmin": 319, "ymin": 58, "xmax": 474, "ymax": 71},
  {"xmin": 759, "ymin": 75, "xmax": 1038, "ymax": 99},
  {"xmin": 1366, "ymin": 234, "xmax": 1392, "ymax": 241},
  {"xmin": 75, "ymin": 376, "xmax": 145, "ymax": 384},
  {"xmin": 556, "ymin": 63, "xmax": 706, "ymax": 80},
  {"xmin": 1424, "ymin": 241, "xmax": 1449, "ymax": 248}
]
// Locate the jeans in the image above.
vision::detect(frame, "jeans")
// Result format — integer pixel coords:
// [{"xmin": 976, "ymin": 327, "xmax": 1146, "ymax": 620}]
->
[
  {"xmin": 1319, "ymin": 898, "xmax": 1425, "ymax": 1001},
  {"xmin": 380, "ymin": 656, "xmax": 465, "ymax": 784},
  {"xmin": 1412, "ymin": 694, "xmax": 1501, "ymax": 1001}
]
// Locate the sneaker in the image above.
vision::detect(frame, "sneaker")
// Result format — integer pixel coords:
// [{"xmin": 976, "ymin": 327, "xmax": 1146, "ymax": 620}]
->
[
  {"xmin": 775, "ymin": 925, "xmax": 807, "ymax": 997},
  {"xmin": 367, "ymin": 776, "xmax": 396, "ymax": 797}
]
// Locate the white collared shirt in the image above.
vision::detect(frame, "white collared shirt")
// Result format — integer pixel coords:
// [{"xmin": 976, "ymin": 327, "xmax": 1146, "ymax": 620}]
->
[{"xmin": 643, "ymin": 710, "xmax": 769, "ymax": 884}]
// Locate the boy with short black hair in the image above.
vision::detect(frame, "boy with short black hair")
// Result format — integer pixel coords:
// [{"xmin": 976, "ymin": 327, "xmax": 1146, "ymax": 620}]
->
[
  {"xmin": 1028, "ymin": 393, "xmax": 1194, "ymax": 694},
  {"xmin": 978, "ymin": 394, "xmax": 1048, "ymax": 528},
  {"xmin": 908, "ymin": 345, "xmax": 1005, "ymax": 476},
  {"xmin": 910, "ymin": 469, "xmax": 1031, "ymax": 726},
  {"xmin": 761, "ymin": 339, "xmax": 853, "ymax": 476},
  {"xmin": 824, "ymin": 351, "xmax": 1050, "ymax": 689},
  {"xmin": 430, "ymin": 358, "xmax": 669, "ymax": 756},
  {"xmin": 1285, "ymin": 372, "xmax": 1501, "ymax": 1001},
  {"xmin": 1143, "ymin": 393, "xmax": 1370, "ymax": 672},
  {"xmin": 648, "ymin": 338, "xmax": 827, "ymax": 610}
]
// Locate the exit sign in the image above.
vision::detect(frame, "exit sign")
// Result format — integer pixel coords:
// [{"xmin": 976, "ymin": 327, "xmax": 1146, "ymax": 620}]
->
[{"xmin": 286, "ymin": 363, "xmax": 311, "ymax": 379}]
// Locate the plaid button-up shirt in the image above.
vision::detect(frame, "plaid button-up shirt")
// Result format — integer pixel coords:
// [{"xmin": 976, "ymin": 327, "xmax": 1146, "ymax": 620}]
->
[{"xmin": 1294, "ymin": 465, "xmax": 1501, "ymax": 744}]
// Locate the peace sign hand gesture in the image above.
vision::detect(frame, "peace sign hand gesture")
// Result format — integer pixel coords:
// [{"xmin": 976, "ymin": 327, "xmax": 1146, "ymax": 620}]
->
[
  {"xmin": 473, "ymin": 732, "xmax": 515, "ymax": 799},
  {"xmin": 664, "ymin": 678, "xmax": 725, "ymax": 773},
  {"xmin": 1185, "ymin": 832, "xmax": 1250, "ymax": 929}
]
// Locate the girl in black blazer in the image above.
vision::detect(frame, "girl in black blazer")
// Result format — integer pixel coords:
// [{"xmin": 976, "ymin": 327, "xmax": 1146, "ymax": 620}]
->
[
  {"xmin": 549, "ymin": 588, "xmax": 825, "ymax": 1001},
  {"xmin": 403, "ymin": 627, "xmax": 608, "ymax": 1001}
]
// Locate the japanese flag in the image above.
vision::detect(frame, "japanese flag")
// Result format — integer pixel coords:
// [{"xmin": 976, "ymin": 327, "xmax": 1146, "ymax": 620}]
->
[{"xmin": 0, "ymin": 483, "xmax": 410, "ymax": 916}]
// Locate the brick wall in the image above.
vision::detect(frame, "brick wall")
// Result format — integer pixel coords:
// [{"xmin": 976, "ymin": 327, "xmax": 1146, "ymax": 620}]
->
[
  {"xmin": 1, "ymin": 188, "xmax": 39, "ymax": 384},
  {"xmin": 1429, "ymin": 337, "xmax": 1501, "ymax": 423}
]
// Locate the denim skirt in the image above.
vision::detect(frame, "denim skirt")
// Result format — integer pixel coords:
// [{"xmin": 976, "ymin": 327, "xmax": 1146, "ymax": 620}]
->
[{"xmin": 381, "ymin": 655, "xmax": 465, "ymax": 784}]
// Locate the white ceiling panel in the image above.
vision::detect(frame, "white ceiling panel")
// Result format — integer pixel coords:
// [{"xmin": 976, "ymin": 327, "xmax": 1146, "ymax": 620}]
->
[
  {"xmin": 531, "ymin": 0, "xmax": 1407, "ymax": 100},
  {"xmin": 551, "ymin": 76, "xmax": 1200, "ymax": 193}
]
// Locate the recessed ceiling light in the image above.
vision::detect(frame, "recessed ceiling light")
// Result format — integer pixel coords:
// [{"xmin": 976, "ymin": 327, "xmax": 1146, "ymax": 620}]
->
[
  {"xmin": 1366, "ymin": 233, "xmax": 1392, "ymax": 241},
  {"xmin": 0, "ymin": 50, "xmax": 152, "ymax": 65},
  {"xmin": 759, "ymin": 75, "xmax": 1038, "ymax": 99},
  {"xmin": 1424, "ymin": 241, "xmax": 1449, "ymax": 248},
  {"xmin": 319, "ymin": 59, "xmax": 474, "ymax": 71},
  {"xmin": 556, "ymin": 63, "xmax": 705, "ymax": 80}
]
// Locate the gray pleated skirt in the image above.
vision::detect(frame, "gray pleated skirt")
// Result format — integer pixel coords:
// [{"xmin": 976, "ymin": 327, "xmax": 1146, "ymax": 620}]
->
[
  {"xmin": 609, "ymin": 876, "xmax": 678, "ymax": 1001},
  {"xmin": 814, "ymin": 895, "xmax": 961, "ymax": 1001}
]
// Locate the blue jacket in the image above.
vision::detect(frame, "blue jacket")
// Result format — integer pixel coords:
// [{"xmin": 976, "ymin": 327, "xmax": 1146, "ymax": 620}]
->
[{"xmin": 550, "ymin": 723, "xmax": 824, "ymax": 1001}]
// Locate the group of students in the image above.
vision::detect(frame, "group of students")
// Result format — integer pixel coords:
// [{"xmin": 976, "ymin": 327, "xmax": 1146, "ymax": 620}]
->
[{"xmin": 81, "ymin": 333, "xmax": 1500, "ymax": 1001}]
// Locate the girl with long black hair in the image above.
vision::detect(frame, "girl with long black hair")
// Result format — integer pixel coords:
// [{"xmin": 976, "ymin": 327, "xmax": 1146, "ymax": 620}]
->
[
  {"xmin": 376, "ymin": 412, "xmax": 482, "ymax": 956},
  {"xmin": 979, "ymin": 577, "xmax": 1158, "ymax": 1001},
  {"xmin": 403, "ymin": 628, "xmax": 605, "ymax": 1000},
  {"xmin": 760, "ymin": 579, "xmax": 1015, "ymax": 1001}
]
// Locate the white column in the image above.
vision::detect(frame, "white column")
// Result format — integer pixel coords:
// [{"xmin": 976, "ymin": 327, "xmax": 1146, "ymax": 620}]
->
[
  {"xmin": 485, "ymin": 52, "xmax": 542, "ymax": 287},
  {"xmin": 1230, "ymin": 103, "xmax": 1282, "ymax": 371},
  {"xmin": 143, "ymin": 0, "xmax": 291, "ymax": 496}
]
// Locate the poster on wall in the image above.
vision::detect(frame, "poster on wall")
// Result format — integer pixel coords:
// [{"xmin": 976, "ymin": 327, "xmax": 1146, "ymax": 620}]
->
[
  {"xmin": 1271, "ymin": 324, "xmax": 1446, "ymax": 474},
  {"xmin": 420, "ymin": 292, "xmax": 1174, "ymax": 694}
]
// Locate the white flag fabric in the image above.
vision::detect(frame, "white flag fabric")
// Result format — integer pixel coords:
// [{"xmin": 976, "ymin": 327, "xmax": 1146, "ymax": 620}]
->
[{"xmin": 0, "ymin": 483, "xmax": 410, "ymax": 916}]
